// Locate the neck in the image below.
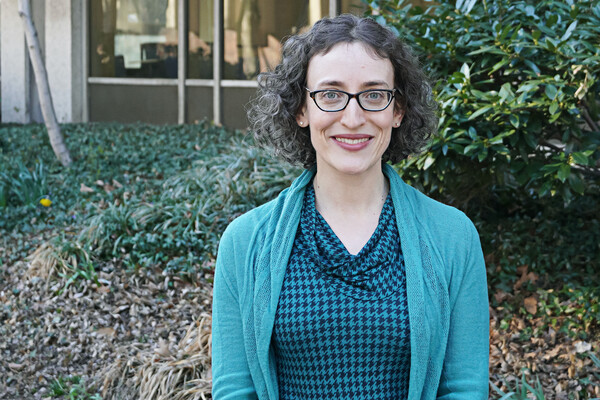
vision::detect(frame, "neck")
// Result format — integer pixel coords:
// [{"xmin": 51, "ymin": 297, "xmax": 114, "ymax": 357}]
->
[{"xmin": 312, "ymin": 163, "xmax": 389, "ymax": 218}]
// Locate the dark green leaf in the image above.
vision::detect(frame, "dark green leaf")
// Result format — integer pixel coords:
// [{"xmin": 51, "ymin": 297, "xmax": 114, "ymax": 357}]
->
[
  {"xmin": 561, "ymin": 21, "xmax": 578, "ymax": 42},
  {"xmin": 467, "ymin": 127, "xmax": 478, "ymax": 140},
  {"xmin": 477, "ymin": 148, "xmax": 488, "ymax": 162},
  {"xmin": 509, "ymin": 114, "xmax": 520, "ymax": 128},
  {"xmin": 468, "ymin": 106, "xmax": 493, "ymax": 121},
  {"xmin": 467, "ymin": 46, "xmax": 506, "ymax": 56},
  {"xmin": 571, "ymin": 152, "xmax": 589, "ymax": 165},
  {"xmin": 516, "ymin": 83, "xmax": 540, "ymax": 93},
  {"xmin": 545, "ymin": 84, "xmax": 558, "ymax": 100},
  {"xmin": 538, "ymin": 181, "xmax": 552, "ymax": 196},
  {"xmin": 490, "ymin": 59, "xmax": 511, "ymax": 74},
  {"xmin": 568, "ymin": 174, "xmax": 585, "ymax": 194},
  {"xmin": 523, "ymin": 60, "xmax": 541, "ymax": 76},
  {"xmin": 557, "ymin": 164, "xmax": 571, "ymax": 182},
  {"xmin": 524, "ymin": 134, "xmax": 537, "ymax": 149},
  {"xmin": 464, "ymin": 143, "xmax": 480, "ymax": 155}
]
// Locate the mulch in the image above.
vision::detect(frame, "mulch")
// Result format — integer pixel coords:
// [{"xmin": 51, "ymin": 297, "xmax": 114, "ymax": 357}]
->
[
  {"xmin": 0, "ymin": 243, "xmax": 213, "ymax": 400},
  {"xmin": 1, "ymin": 241, "xmax": 599, "ymax": 399}
]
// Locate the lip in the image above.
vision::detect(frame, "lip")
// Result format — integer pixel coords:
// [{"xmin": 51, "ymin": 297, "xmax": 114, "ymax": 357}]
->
[{"xmin": 331, "ymin": 134, "xmax": 373, "ymax": 151}]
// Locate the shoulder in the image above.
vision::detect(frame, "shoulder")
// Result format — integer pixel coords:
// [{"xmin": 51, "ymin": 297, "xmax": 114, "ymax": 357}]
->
[
  {"xmin": 217, "ymin": 167, "xmax": 314, "ymax": 268},
  {"xmin": 218, "ymin": 199, "xmax": 276, "ymax": 255},
  {"xmin": 386, "ymin": 165, "xmax": 475, "ymax": 242},
  {"xmin": 386, "ymin": 165, "xmax": 481, "ymax": 274},
  {"xmin": 403, "ymin": 183, "xmax": 475, "ymax": 241}
]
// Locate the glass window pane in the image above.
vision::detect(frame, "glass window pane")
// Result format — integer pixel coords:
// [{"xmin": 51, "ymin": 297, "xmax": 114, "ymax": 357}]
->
[
  {"xmin": 223, "ymin": 0, "xmax": 329, "ymax": 80},
  {"xmin": 188, "ymin": 0, "xmax": 214, "ymax": 79},
  {"xmin": 90, "ymin": 0, "xmax": 179, "ymax": 78},
  {"xmin": 340, "ymin": 0, "xmax": 366, "ymax": 15},
  {"xmin": 341, "ymin": 0, "xmax": 429, "ymax": 15}
]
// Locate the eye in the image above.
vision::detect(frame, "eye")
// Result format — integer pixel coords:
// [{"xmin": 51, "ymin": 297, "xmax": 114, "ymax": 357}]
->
[
  {"xmin": 365, "ymin": 91, "xmax": 385, "ymax": 100},
  {"xmin": 320, "ymin": 91, "xmax": 342, "ymax": 100}
]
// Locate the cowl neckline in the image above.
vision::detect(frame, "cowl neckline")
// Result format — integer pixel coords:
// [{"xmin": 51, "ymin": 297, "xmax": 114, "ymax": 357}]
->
[{"xmin": 298, "ymin": 184, "xmax": 405, "ymax": 300}]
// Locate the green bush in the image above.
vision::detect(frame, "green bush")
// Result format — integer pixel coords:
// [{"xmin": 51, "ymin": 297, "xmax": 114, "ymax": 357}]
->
[
  {"xmin": 0, "ymin": 174, "xmax": 8, "ymax": 208},
  {"xmin": 366, "ymin": 0, "xmax": 600, "ymax": 208},
  {"xmin": 79, "ymin": 136, "xmax": 301, "ymax": 275},
  {"xmin": 480, "ymin": 192, "xmax": 600, "ymax": 290}
]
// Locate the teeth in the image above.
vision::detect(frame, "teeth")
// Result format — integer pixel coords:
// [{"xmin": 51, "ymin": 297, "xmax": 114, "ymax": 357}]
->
[{"xmin": 335, "ymin": 137, "xmax": 369, "ymax": 144}]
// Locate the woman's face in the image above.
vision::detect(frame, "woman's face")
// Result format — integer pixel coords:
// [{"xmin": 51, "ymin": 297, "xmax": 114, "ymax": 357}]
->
[{"xmin": 297, "ymin": 41, "xmax": 404, "ymax": 179}]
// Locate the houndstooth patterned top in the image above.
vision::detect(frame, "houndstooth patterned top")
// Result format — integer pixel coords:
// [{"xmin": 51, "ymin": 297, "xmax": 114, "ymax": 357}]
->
[{"xmin": 273, "ymin": 184, "xmax": 411, "ymax": 399}]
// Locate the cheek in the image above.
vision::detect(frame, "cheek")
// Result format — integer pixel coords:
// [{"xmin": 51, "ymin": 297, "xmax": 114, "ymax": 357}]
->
[{"xmin": 307, "ymin": 111, "xmax": 336, "ymax": 130}]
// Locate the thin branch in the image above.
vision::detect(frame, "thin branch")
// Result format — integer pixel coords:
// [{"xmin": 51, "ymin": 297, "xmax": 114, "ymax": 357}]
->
[
  {"xmin": 581, "ymin": 102, "xmax": 600, "ymax": 132},
  {"xmin": 538, "ymin": 140, "xmax": 564, "ymax": 153},
  {"xmin": 572, "ymin": 165, "xmax": 600, "ymax": 178}
]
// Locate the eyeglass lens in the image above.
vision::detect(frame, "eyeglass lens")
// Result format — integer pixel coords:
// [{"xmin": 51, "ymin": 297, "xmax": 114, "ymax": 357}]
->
[{"xmin": 314, "ymin": 90, "xmax": 393, "ymax": 111}]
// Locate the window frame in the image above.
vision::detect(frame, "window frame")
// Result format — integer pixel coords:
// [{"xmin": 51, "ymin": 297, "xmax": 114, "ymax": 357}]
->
[{"xmin": 85, "ymin": 0, "xmax": 339, "ymax": 124}]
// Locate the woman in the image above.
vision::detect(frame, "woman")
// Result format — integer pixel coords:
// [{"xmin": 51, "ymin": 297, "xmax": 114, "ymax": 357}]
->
[{"xmin": 212, "ymin": 14, "xmax": 489, "ymax": 400}]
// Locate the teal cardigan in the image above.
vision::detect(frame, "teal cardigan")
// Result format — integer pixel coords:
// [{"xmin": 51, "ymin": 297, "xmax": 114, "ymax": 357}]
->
[{"xmin": 212, "ymin": 164, "xmax": 489, "ymax": 399}]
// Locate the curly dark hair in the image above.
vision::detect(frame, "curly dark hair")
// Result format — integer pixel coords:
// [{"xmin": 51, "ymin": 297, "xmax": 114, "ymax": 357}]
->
[{"xmin": 247, "ymin": 14, "xmax": 438, "ymax": 168}]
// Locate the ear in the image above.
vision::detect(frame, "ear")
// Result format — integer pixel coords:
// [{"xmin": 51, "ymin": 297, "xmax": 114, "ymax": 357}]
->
[
  {"xmin": 393, "ymin": 107, "xmax": 405, "ymax": 128},
  {"xmin": 296, "ymin": 103, "xmax": 308, "ymax": 128}
]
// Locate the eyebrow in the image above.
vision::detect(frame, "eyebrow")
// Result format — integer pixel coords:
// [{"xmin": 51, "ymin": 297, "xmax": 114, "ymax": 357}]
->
[{"xmin": 314, "ymin": 80, "xmax": 392, "ymax": 89}]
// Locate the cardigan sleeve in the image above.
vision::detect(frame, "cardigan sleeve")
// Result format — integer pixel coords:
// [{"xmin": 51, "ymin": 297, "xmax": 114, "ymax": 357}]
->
[
  {"xmin": 437, "ymin": 218, "xmax": 489, "ymax": 399},
  {"xmin": 211, "ymin": 225, "xmax": 259, "ymax": 400}
]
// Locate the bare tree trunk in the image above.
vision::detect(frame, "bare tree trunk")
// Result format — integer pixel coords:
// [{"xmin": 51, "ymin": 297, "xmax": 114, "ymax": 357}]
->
[{"xmin": 18, "ymin": 0, "xmax": 72, "ymax": 167}]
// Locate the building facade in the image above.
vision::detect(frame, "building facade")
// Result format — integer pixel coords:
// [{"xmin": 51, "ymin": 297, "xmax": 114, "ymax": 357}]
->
[{"xmin": 0, "ymin": 0, "xmax": 427, "ymax": 128}]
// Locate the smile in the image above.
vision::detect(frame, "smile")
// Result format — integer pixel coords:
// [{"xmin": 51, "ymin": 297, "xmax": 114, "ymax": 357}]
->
[{"xmin": 334, "ymin": 137, "xmax": 371, "ymax": 144}]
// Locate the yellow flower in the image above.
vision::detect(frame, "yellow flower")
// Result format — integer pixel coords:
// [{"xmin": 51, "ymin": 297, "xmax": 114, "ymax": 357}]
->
[{"xmin": 40, "ymin": 198, "xmax": 52, "ymax": 207}]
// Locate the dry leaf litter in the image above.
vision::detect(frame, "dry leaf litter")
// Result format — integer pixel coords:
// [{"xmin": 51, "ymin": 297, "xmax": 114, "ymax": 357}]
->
[
  {"xmin": 1, "ymin": 241, "xmax": 213, "ymax": 399},
  {"xmin": 1, "ymin": 241, "xmax": 599, "ymax": 399}
]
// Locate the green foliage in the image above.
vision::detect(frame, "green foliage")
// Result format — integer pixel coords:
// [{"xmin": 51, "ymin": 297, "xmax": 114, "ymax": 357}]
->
[
  {"xmin": 481, "ymin": 193, "xmax": 600, "ymax": 290},
  {"xmin": 491, "ymin": 370, "xmax": 545, "ymax": 399},
  {"xmin": 0, "ymin": 174, "xmax": 8, "ymax": 208},
  {"xmin": 78, "ymin": 136, "xmax": 301, "ymax": 275},
  {"xmin": 0, "ymin": 122, "xmax": 232, "ymax": 231},
  {"xmin": 492, "ymin": 359, "xmax": 600, "ymax": 398},
  {"xmin": 44, "ymin": 375, "xmax": 101, "ymax": 399},
  {"xmin": 53, "ymin": 240, "xmax": 99, "ymax": 294},
  {"xmin": 537, "ymin": 286, "xmax": 600, "ymax": 339},
  {"xmin": 0, "ymin": 122, "xmax": 300, "ymax": 277},
  {"xmin": 0, "ymin": 161, "xmax": 49, "ymax": 207},
  {"xmin": 366, "ymin": 0, "xmax": 600, "ymax": 207}
]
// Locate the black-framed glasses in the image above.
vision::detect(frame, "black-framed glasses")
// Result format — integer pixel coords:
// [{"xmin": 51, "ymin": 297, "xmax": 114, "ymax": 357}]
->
[{"xmin": 306, "ymin": 88, "xmax": 397, "ymax": 112}]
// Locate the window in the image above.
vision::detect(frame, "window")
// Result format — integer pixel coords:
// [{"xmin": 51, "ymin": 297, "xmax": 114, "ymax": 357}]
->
[
  {"xmin": 222, "ymin": 0, "xmax": 328, "ymax": 80},
  {"xmin": 339, "ymin": 0, "xmax": 366, "ymax": 15},
  {"xmin": 88, "ymin": 0, "xmax": 371, "ymax": 126},
  {"xmin": 188, "ymin": 0, "xmax": 214, "ymax": 79},
  {"xmin": 90, "ymin": 0, "xmax": 179, "ymax": 78}
]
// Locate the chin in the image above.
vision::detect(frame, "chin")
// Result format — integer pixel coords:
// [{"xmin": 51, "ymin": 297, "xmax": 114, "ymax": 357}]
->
[{"xmin": 332, "ymin": 161, "xmax": 381, "ymax": 177}]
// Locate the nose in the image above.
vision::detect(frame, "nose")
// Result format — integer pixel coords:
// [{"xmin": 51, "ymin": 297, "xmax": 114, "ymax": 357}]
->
[{"xmin": 340, "ymin": 97, "xmax": 366, "ymax": 128}]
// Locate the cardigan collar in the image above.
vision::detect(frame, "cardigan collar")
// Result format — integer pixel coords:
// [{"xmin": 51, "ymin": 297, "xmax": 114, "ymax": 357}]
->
[{"xmin": 251, "ymin": 164, "xmax": 431, "ymax": 400}]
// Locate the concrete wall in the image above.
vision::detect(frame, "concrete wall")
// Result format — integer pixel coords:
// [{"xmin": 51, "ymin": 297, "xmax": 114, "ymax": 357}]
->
[
  {"xmin": 45, "ymin": 0, "xmax": 84, "ymax": 122},
  {"xmin": 1, "ymin": 0, "xmax": 30, "ymax": 123},
  {"xmin": 1, "ymin": 0, "xmax": 84, "ymax": 124},
  {"xmin": 46, "ymin": 0, "xmax": 71, "ymax": 122}
]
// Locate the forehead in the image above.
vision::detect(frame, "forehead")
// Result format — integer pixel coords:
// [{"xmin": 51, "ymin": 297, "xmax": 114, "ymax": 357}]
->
[{"xmin": 306, "ymin": 42, "xmax": 394, "ymax": 87}]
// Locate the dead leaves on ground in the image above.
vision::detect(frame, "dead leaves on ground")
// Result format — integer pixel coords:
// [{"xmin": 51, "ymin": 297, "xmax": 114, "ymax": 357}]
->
[
  {"xmin": 3, "ymin": 243, "xmax": 600, "ymax": 399},
  {"xmin": 490, "ymin": 266, "xmax": 600, "ymax": 398},
  {"xmin": 0, "ymin": 248, "xmax": 213, "ymax": 399}
]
